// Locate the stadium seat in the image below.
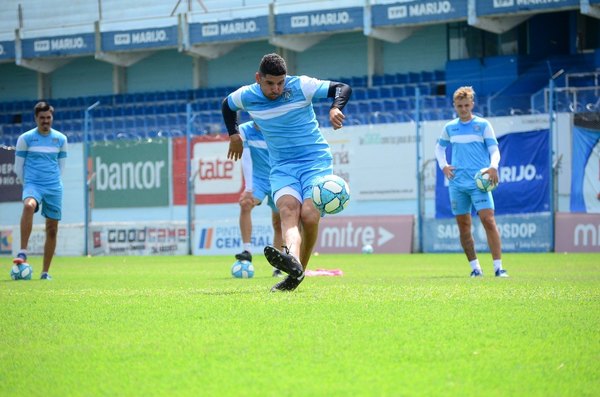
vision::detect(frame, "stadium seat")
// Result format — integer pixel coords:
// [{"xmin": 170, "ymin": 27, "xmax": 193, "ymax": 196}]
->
[
  {"xmin": 392, "ymin": 85, "xmax": 405, "ymax": 98},
  {"xmin": 383, "ymin": 74, "xmax": 397, "ymax": 85},
  {"xmin": 372, "ymin": 75, "xmax": 384, "ymax": 86},
  {"xmin": 379, "ymin": 86, "xmax": 393, "ymax": 98},
  {"xmin": 408, "ymin": 72, "xmax": 421, "ymax": 83},
  {"xmin": 396, "ymin": 73, "xmax": 408, "ymax": 84},
  {"xmin": 367, "ymin": 87, "xmax": 381, "ymax": 99},
  {"xmin": 352, "ymin": 88, "xmax": 367, "ymax": 101}
]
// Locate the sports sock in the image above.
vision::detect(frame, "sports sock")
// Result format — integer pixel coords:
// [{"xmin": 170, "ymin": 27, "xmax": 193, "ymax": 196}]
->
[
  {"xmin": 469, "ymin": 259, "xmax": 481, "ymax": 271},
  {"xmin": 243, "ymin": 243, "xmax": 252, "ymax": 253},
  {"xmin": 18, "ymin": 249, "xmax": 27, "ymax": 256},
  {"xmin": 493, "ymin": 259, "xmax": 503, "ymax": 272}
]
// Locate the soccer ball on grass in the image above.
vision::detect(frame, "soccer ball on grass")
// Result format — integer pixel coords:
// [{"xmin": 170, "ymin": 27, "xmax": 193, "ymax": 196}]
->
[
  {"xmin": 474, "ymin": 168, "xmax": 498, "ymax": 192},
  {"xmin": 231, "ymin": 260, "xmax": 254, "ymax": 279},
  {"xmin": 362, "ymin": 244, "xmax": 374, "ymax": 254},
  {"xmin": 10, "ymin": 263, "xmax": 33, "ymax": 280},
  {"xmin": 311, "ymin": 175, "xmax": 350, "ymax": 215}
]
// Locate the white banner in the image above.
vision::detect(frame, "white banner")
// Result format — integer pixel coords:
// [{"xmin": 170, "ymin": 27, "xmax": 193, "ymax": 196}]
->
[{"xmin": 90, "ymin": 222, "xmax": 188, "ymax": 256}]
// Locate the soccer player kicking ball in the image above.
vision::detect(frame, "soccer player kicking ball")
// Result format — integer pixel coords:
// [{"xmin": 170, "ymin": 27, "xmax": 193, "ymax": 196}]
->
[
  {"xmin": 222, "ymin": 53, "xmax": 352, "ymax": 292},
  {"xmin": 435, "ymin": 86, "xmax": 508, "ymax": 278},
  {"xmin": 13, "ymin": 102, "xmax": 68, "ymax": 280},
  {"xmin": 236, "ymin": 120, "xmax": 283, "ymax": 277}
]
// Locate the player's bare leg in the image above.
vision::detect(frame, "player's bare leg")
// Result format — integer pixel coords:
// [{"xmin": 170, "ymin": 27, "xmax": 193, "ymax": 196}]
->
[
  {"xmin": 456, "ymin": 214, "xmax": 476, "ymax": 261},
  {"xmin": 478, "ymin": 209, "xmax": 501, "ymax": 259},
  {"xmin": 235, "ymin": 193, "xmax": 257, "ymax": 262},
  {"xmin": 299, "ymin": 198, "xmax": 320, "ymax": 269},
  {"xmin": 271, "ymin": 211, "xmax": 284, "ymax": 277},
  {"xmin": 479, "ymin": 209, "xmax": 508, "ymax": 277},
  {"xmin": 456, "ymin": 213, "xmax": 484, "ymax": 277},
  {"xmin": 14, "ymin": 198, "xmax": 36, "ymax": 264},
  {"xmin": 265, "ymin": 195, "xmax": 304, "ymax": 291},
  {"xmin": 277, "ymin": 195, "xmax": 302, "ymax": 261},
  {"xmin": 19, "ymin": 198, "xmax": 36, "ymax": 252},
  {"xmin": 43, "ymin": 218, "xmax": 58, "ymax": 274}
]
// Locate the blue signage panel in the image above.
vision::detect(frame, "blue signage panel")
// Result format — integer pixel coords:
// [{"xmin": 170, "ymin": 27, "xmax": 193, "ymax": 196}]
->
[
  {"xmin": 477, "ymin": 0, "xmax": 579, "ymax": 16},
  {"xmin": 101, "ymin": 26, "xmax": 178, "ymax": 51},
  {"xmin": 189, "ymin": 16, "xmax": 269, "ymax": 44},
  {"xmin": 275, "ymin": 7, "xmax": 363, "ymax": 35},
  {"xmin": 435, "ymin": 130, "xmax": 550, "ymax": 218},
  {"xmin": 570, "ymin": 125, "xmax": 600, "ymax": 213},
  {"xmin": 22, "ymin": 33, "xmax": 95, "ymax": 58},
  {"xmin": 423, "ymin": 213, "xmax": 552, "ymax": 253},
  {"xmin": 0, "ymin": 40, "xmax": 15, "ymax": 61},
  {"xmin": 372, "ymin": 0, "xmax": 467, "ymax": 27}
]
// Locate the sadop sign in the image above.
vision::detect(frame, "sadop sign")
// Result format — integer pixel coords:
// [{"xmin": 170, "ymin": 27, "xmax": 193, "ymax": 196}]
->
[{"xmin": 91, "ymin": 140, "xmax": 169, "ymax": 208}]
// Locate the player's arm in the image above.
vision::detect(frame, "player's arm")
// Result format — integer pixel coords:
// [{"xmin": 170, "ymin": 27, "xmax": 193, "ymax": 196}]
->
[
  {"xmin": 484, "ymin": 145, "xmax": 500, "ymax": 184},
  {"xmin": 58, "ymin": 138, "xmax": 68, "ymax": 176},
  {"xmin": 221, "ymin": 98, "xmax": 243, "ymax": 161},
  {"xmin": 327, "ymin": 81, "xmax": 352, "ymax": 130},
  {"xmin": 14, "ymin": 135, "xmax": 27, "ymax": 184},
  {"xmin": 435, "ymin": 142, "xmax": 454, "ymax": 179},
  {"xmin": 482, "ymin": 122, "xmax": 500, "ymax": 183}
]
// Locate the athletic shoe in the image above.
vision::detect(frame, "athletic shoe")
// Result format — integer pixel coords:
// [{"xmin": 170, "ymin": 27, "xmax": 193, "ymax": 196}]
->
[
  {"xmin": 235, "ymin": 250, "xmax": 252, "ymax": 262},
  {"xmin": 270, "ymin": 274, "xmax": 304, "ymax": 292},
  {"xmin": 495, "ymin": 269, "xmax": 509, "ymax": 278},
  {"xmin": 264, "ymin": 245, "xmax": 304, "ymax": 279},
  {"xmin": 272, "ymin": 268, "xmax": 283, "ymax": 277},
  {"xmin": 470, "ymin": 269, "xmax": 483, "ymax": 277},
  {"xmin": 40, "ymin": 272, "xmax": 52, "ymax": 280},
  {"xmin": 13, "ymin": 252, "xmax": 27, "ymax": 264}
]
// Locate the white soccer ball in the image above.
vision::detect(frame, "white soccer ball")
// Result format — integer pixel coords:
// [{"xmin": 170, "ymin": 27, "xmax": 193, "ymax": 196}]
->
[
  {"xmin": 311, "ymin": 175, "xmax": 350, "ymax": 215},
  {"xmin": 362, "ymin": 244, "xmax": 374, "ymax": 254},
  {"xmin": 231, "ymin": 260, "xmax": 254, "ymax": 279},
  {"xmin": 474, "ymin": 168, "xmax": 497, "ymax": 192},
  {"xmin": 10, "ymin": 263, "xmax": 33, "ymax": 280}
]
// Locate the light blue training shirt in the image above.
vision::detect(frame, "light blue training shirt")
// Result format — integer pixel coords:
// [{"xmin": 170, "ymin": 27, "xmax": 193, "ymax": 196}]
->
[
  {"xmin": 15, "ymin": 128, "xmax": 68, "ymax": 187},
  {"xmin": 227, "ymin": 75, "xmax": 332, "ymax": 165},
  {"xmin": 239, "ymin": 121, "xmax": 271, "ymax": 181},
  {"xmin": 438, "ymin": 116, "xmax": 498, "ymax": 189}
]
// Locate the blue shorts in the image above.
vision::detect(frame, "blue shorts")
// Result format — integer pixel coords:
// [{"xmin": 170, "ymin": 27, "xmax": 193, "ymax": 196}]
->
[
  {"xmin": 22, "ymin": 183, "xmax": 63, "ymax": 221},
  {"xmin": 253, "ymin": 176, "xmax": 277, "ymax": 212},
  {"xmin": 271, "ymin": 159, "xmax": 333, "ymax": 203},
  {"xmin": 449, "ymin": 184, "xmax": 494, "ymax": 216}
]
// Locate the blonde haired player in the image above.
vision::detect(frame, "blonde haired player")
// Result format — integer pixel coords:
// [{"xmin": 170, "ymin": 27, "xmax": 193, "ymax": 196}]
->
[{"xmin": 435, "ymin": 86, "xmax": 508, "ymax": 278}]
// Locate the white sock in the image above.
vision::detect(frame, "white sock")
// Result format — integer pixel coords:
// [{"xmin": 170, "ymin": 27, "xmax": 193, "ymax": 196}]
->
[
  {"xmin": 469, "ymin": 259, "xmax": 481, "ymax": 271},
  {"xmin": 18, "ymin": 249, "xmax": 27, "ymax": 256},
  {"xmin": 243, "ymin": 243, "xmax": 252, "ymax": 253},
  {"xmin": 493, "ymin": 259, "xmax": 503, "ymax": 271}
]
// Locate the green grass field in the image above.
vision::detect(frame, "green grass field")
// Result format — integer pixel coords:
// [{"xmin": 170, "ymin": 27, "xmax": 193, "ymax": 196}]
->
[{"xmin": 1, "ymin": 253, "xmax": 598, "ymax": 397}]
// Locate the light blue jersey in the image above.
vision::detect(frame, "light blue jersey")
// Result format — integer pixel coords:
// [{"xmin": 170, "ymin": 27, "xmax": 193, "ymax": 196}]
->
[
  {"xmin": 438, "ymin": 116, "xmax": 498, "ymax": 189},
  {"xmin": 15, "ymin": 128, "xmax": 68, "ymax": 187},
  {"xmin": 239, "ymin": 121, "xmax": 276, "ymax": 211},
  {"xmin": 239, "ymin": 121, "xmax": 270, "ymax": 182},
  {"xmin": 228, "ymin": 75, "xmax": 333, "ymax": 201},
  {"xmin": 228, "ymin": 75, "xmax": 332, "ymax": 165}
]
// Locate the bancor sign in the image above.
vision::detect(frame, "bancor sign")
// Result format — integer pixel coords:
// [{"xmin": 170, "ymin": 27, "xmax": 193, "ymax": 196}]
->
[
  {"xmin": 315, "ymin": 215, "xmax": 414, "ymax": 254},
  {"xmin": 91, "ymin": 140, "xmax": 169, "ymax": 208},
  {"xmin": 555, "ymin": 213, "xmax": 600, "ymax": 253}
]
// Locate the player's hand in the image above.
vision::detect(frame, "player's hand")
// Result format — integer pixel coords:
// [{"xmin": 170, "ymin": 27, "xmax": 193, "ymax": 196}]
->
[
  {"xmin": 443, "ymin": 165, "xmax": 455, "ymax": 180},
  {"xmin": 329, "ymin": 107, "xmax": 345, "ymax": 130},
  {"xmin": 228, "ymin": 134, "xmax": 243, "ymax": 161},
  {"xmin": 482, "ymin": 167, "xmax": 498, "ymax": 185}
]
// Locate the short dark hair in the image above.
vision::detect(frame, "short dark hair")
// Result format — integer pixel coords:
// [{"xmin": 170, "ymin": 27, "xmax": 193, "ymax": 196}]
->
[
  {"xmin": 259, "ymin": 53, "xmax": 287, "ymax": 76},
  {"xmin": 34, "ymin": 101, "xmax": 54, "ymax": 116}
]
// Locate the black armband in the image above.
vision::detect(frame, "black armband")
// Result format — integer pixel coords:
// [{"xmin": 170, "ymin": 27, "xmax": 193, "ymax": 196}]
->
[
  {"xmin": 327, "ymin": 82, "xmax": 352, "ymax": 111},
  {"xmin": 221, "ymin": 98, "xmax": 239, "ymax": 136}
]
